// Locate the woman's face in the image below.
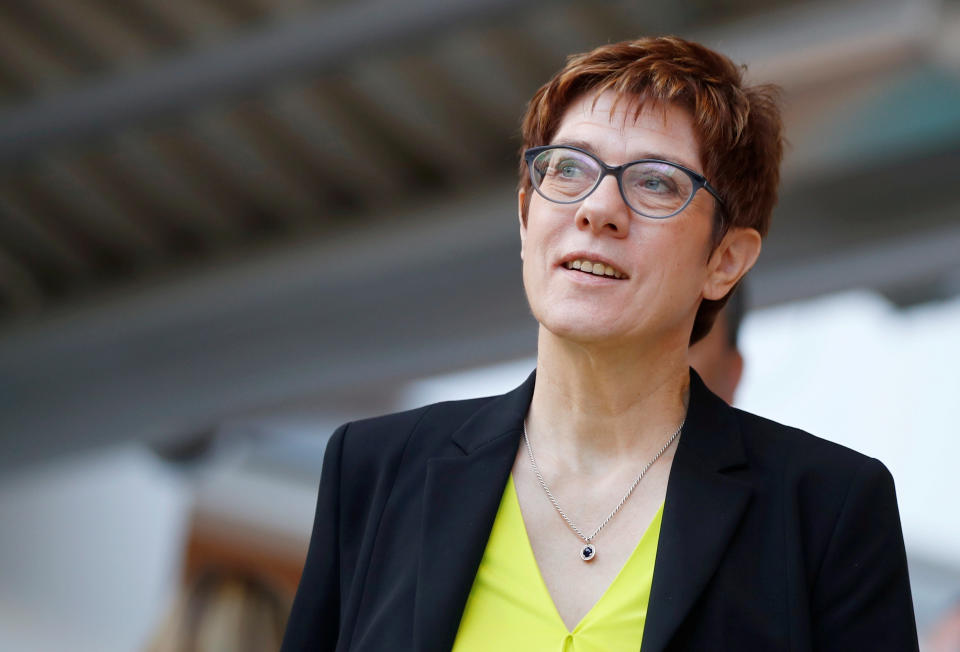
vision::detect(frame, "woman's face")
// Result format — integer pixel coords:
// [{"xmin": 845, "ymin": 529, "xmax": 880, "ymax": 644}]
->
[{"xmin": 519, "ymin": 90, "xmax": 721, "ymax": 350}]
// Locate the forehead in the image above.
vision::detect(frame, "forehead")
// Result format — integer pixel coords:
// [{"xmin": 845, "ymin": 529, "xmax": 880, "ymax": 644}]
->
[{"xmin": 552, "ymin": 90, "xmax": 703, "ymax": 172}]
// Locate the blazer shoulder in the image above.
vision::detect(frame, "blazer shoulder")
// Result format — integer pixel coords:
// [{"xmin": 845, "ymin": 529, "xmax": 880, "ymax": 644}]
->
[
  {"xmin": 732, "ymin": 407, "xmax": 883, "ymax": 481},
  {"xmin": 729, "ymin": 407, "xmax": 902, "ymax": 534},
  {"xmin": 336, "ymin": 394, "xmax": 499, "ymax": 468},
  {"xmin": 729, "ymin": 408, "xmax": 909, "ymax": 610}
]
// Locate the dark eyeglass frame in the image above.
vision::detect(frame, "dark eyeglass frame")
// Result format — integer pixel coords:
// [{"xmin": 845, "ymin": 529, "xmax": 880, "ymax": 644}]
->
[{"xmin": 524, "ymin": 145, "xmax": 726, "ymax": 219}]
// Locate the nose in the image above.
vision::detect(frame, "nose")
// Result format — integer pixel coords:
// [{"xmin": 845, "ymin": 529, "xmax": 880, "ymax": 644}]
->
[{"xmin": 575, "ymin": 175, "xmax": 631, "ymax": 237}]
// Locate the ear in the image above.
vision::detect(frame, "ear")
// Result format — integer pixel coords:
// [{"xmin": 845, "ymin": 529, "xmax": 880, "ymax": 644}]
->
[
  {"xmin": 517, "ymin": 188, "xmax": 528, "ymax": 261},
  {"xmin": 703, "ymin": 227, "xmax": 761, "ymax": 301}
]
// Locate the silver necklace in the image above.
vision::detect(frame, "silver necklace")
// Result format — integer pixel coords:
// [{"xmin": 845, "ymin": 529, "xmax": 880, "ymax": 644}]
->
[{"xmin": 521, "ymin": 418, "xmax": 683, "ymax": 562}]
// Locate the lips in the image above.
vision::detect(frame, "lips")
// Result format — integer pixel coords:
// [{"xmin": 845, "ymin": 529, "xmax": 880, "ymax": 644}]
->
[{"xmin": 562, "ymin": 257, "xmax": 627, "ymax": 279}]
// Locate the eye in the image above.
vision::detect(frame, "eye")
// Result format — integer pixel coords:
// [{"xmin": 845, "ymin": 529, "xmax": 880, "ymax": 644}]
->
[
  {"xmin": 530, "ymin": 147, "xmax": 599, "ymax": 198},
  {"xmin": 637, "ymin": 173, "xmax": 676, "ymax": 194},
  {"xmin": 628, "ymin": 163, "xmax": 684, "ymax": 197},
  {"xmin": 555, "ymin": 158, "xmax": 589, "ymax": 178}
]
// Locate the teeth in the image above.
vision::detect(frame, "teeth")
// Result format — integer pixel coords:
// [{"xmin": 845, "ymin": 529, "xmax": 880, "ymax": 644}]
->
[{"xmin": 564, "ymin": 259, "xmax": 624, "ymax": 278}]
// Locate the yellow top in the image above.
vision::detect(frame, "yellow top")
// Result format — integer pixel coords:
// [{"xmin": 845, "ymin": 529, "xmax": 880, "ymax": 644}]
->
[{"xmin": 452, "ymin": 475, "xmax": 663, "ymax": 652}]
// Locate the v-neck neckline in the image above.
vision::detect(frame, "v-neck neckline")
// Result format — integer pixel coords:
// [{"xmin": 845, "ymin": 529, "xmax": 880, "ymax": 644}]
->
[{"xmin": 506, "ymin": 474, "xmax": 664, "ymax": 635}]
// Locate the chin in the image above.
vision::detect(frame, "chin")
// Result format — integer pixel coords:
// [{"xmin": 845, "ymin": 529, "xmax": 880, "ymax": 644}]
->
[
  {"xmin": 536, "ymin": 308, "xmax": 632, "ymax": 346},
  {"xmin": 524, "ymin": 281, "xmax": 640, "ymax": 345}
]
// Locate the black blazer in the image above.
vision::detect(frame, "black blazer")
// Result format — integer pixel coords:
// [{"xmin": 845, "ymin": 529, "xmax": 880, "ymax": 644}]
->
[{"xmin": 282, "ymin": 370, "xmax": 918, "ymax": 651}]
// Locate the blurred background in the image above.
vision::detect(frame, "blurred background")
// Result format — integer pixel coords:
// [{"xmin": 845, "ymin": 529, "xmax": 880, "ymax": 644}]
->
[{"xmin": 1, "ymin": 0, "xmax": 959, "ymax": 649}]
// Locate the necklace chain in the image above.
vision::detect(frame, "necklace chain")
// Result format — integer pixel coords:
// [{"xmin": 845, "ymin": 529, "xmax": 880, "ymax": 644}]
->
[{"xmin": 522, "ymin": 418, "xmax": 683, "ymax": 544}]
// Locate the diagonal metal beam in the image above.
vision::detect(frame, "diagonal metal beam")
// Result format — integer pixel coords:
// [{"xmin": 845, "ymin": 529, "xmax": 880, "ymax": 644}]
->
[{"xmin": 0, "ymin": 0, "xmax": 550, "ymax": 165}]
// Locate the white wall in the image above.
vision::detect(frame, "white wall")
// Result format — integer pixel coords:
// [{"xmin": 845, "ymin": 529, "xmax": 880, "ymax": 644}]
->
[
  {"xmin": 0, "ymin": 446, "xmax": 190, "ymax": 652},
  {"xmin": 737, "ymin": 290, "xmax": 960, "ymax": 569}
]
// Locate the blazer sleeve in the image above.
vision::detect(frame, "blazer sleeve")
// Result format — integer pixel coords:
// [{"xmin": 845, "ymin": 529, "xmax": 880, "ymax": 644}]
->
[
  {"xmin": 811, "ymin": 457, "xmax": 919, "ymax": 651},
  {"xmin": 281, "ymin": 422, "xmax": 348, "ymax": 652}
]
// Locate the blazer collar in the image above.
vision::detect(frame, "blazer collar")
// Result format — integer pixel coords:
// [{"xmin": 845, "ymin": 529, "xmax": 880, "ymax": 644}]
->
[
  {"xmin": 641, "ymin": 369, "xmax": 753, "ymax": 651},
  {"xmin": 414, "ymin": 371, "xmax": 535, "ymax": 652},
  {"xmin": 413, "ymin": 369, "xmax": 751, "ymax": 652},
  {"xmin": 677, "ymin": 368, "xmax": 747, "ymax": 471},
  {"xmin": 450, "ymin": 369, "xmax": 536, "ymax": 453}
]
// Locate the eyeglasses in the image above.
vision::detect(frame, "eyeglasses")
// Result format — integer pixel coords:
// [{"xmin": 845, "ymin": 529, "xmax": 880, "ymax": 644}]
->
[{"xmin": 524, "ymin": 145, "xmax": 725, "ymax": 219}]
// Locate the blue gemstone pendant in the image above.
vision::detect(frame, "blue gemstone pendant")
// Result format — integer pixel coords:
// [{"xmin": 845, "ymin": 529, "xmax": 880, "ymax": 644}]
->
[{"xmin": 580, "ymin": 544, "xmax": 596, "ymax": 561}]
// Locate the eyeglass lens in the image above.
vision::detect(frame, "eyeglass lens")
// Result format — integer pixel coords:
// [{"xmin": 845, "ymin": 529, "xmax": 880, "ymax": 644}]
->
[{"xmin": 529, "ymin": 147, "xmax": 695, "ymax": 218}]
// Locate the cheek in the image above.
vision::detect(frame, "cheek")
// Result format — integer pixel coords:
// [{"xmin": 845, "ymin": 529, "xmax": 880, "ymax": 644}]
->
[
  {"xmin": 669, "ymin": 210, "xmax": 714, "ymax": 268},
  {"xmin": 520, "ymin": 224, "xmax": 551, "ymax": 289},
  {"xmin": 525, "ymin": 211, "xmax": 563, "ymax": 263},
  {"xmin": 640, "ymin": 224, "xmax": 712, "ymax": 299},
  {"xmin": 640, "ymin": 220, "xmax": 698, "ymax": 267}
]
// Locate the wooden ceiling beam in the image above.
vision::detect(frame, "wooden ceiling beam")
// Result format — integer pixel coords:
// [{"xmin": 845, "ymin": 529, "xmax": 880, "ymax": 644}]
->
[
  {"xmin": 27, "ymin": 0, "xmax": 152, "ymax": 66},
  {"xmin": 0, "ymin": 11, "xmax": 73, "ymax": 93},
  {"xmin": 109, "ymin": 132, "xmax": 245, "ymax": 245},
  {"xmin": 0, "ymin": 187, "xmax": 94, "ymax": 280},
  {"xmin": 431, "ymin": 30, "xmax": 535, "ymax": 128},
  {"xmin": 0, "ymin": 245, "xmax": 44, "ymax": 313},
  {"xmin": 84, "ymin": 0, "xmax": 185, "ymax": 50},
  {"xmin": 0, "ymin": 1, "xmax": 106, "ymax": 75},
  {"xmin": 122, "ymin": 0, "xmax": 236, "ymax": 43},
  {"xmin": 293, "ymin": 86, "xmax": 412, "ymax": 200},
  {"xmin": 346, "ymin": 60, "xmax": 479, "ymax": 176},
  {"xmin": 188, "ymin": 111, "xmax": 326, "ymax": 230},
  {"xmin": 31, "ymin": 158, "xmax": 166, "ymax": 263},
  {"xmin": 0, "ymin": 0, "xmax": 553, "ymax": 164}
]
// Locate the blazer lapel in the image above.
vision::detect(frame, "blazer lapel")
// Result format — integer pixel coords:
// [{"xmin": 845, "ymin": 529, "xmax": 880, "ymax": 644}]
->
[
  {"xmin": 413, "ymin": 372, "xmax": 535, "ymax": 652},
  {"xmin": 641, "ymin": 370, "xmax": 753, "ymax": 652}
]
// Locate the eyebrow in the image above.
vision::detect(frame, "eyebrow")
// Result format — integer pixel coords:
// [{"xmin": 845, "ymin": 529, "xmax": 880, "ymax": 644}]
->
[{"xmin": 550, "ymin": 138, "xmax": 700, "ymax": 172}]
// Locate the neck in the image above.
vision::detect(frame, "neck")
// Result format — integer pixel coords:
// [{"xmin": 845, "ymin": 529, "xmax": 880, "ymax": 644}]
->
[{"xmin": 527, "ymin": 326, "xmax": 690, "ymax": 473}]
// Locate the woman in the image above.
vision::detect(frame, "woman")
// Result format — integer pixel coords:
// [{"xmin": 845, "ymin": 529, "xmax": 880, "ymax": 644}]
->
[{"xmin": 282, "ymin": 37, "xmax": 918, "ymax": 651}]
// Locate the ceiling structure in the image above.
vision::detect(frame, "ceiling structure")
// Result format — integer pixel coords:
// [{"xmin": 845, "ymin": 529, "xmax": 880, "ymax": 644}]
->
[
  {"xmin": 2, "ymin": 0, "xmax": 960, "ymax": 470},
  {"xmin": 0, "ymin": 0, "xmax": 779, "ymax": 319}
]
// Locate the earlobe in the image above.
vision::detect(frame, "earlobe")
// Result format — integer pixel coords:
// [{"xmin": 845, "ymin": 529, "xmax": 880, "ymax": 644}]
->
[{"xmin": 703, "ymin": 228, "xmax": 761, "ymax": 300}]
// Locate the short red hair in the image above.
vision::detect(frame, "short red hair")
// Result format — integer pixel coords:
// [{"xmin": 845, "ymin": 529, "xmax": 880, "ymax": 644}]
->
[{"xmin": 519, "ymin": 36, "xmax": 784, "ymax": 343}]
